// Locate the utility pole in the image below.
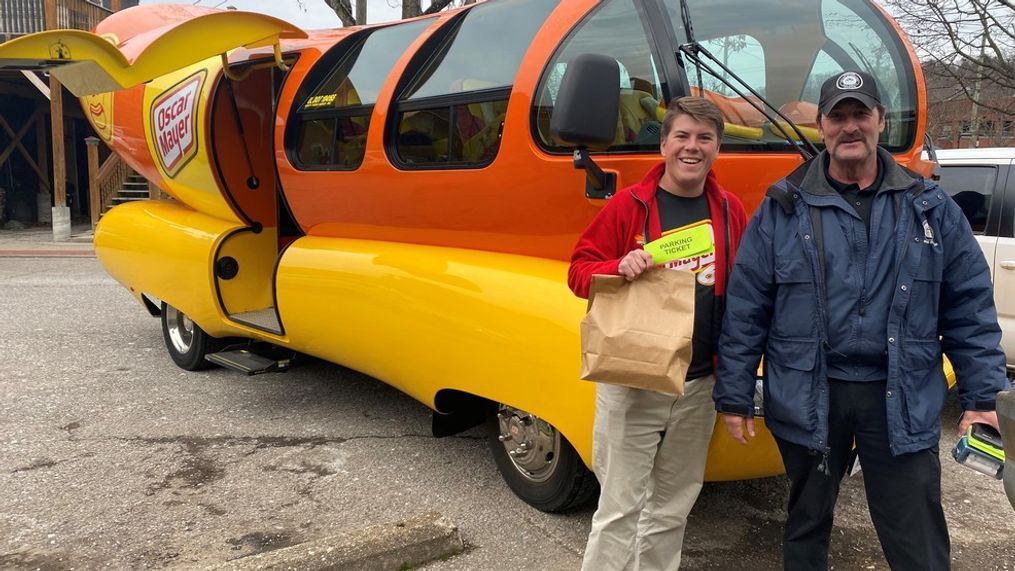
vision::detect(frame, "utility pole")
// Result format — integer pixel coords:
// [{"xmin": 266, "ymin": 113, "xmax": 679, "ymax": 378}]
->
[
  {"xmin": 355, "ymin": 0, "xmax": 366, "ymax": 25},
  {"xmin": 969, "ymin": 34, "xmax": 986, "ymax": 149}
]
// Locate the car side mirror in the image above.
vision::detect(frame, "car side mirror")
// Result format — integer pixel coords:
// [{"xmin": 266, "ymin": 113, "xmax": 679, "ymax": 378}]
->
[{"xmin": 549, "ymin": 53, "xmax": 620, "ymax": 199}]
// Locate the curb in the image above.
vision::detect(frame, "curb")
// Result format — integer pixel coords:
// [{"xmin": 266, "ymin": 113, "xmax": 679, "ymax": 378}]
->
[
  {"xmin": 209, "ymin": 512, "xmax": 464, "ymax": 571},
  {"xmin": 0, "ymin": 249, "xmax": 95, "ymax": 258}
]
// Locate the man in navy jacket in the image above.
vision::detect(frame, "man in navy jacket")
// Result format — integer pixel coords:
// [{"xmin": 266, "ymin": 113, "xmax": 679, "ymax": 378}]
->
[{"xmin": 714, "ymin": 71, "xmax": 1009, "ymax": 570}]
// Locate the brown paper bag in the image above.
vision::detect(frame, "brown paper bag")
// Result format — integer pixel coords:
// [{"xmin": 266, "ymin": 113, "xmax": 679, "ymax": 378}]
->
[{"xmin": 580, "ymin": 269, "xmax": 695, "ymax": 395}]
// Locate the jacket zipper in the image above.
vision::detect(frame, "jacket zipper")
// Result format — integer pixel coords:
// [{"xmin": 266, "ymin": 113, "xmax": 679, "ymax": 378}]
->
[
  {"xmin": 795, "ymin": 188, "xmax": 834, "ymax": 473},
  {"xmin": 632, "ymin": 193, "xmax": 652, "ymax": 245},
  {"xmin": 723, "ymin": 198, "xmax": 731, "ymax": 278}
]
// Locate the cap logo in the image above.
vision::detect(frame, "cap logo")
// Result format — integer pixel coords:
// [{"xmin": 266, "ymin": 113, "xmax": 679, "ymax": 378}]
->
[{"xmin": 836, "ymin": 72, "xmax": 863, "ymax": 90}]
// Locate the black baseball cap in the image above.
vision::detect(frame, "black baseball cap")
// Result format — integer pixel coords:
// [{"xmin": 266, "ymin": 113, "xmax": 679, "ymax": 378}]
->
[{"xmin": 818, "ymin": 70, "xmax": 881, "ymax": 115}]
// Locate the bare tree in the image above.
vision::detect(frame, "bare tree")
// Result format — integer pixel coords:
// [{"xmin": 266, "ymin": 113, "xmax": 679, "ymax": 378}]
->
[
  {"xmin": 417, "ymin": 0, "xmax": 475, "ymax": 17},
  {"xmin": 884, "ymin": 0, "xmax": 1014, "ymax": 115},
  {"xmin": 402, "ymin": 0, "xmax": 422, "ymax": 19},
  {"xmin": 322, "ymin": 0, "xmax": 357, "ymax": 27},
  {"xmin": 400, "ymin": 0, "xmax": 478, "ymax": 19},
  {"xmin": 319, "ymin": 0, "xmax": 476, "ymax": 26}
]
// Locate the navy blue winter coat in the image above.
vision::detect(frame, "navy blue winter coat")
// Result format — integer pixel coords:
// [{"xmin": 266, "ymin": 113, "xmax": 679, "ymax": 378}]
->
[{"xmin": 715, "ymin": 148, "xmax": 1009, "ymax": 455}]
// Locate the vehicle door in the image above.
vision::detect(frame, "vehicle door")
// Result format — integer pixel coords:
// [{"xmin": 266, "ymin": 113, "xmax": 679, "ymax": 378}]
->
[
  {"xmin": 989, "ymin": 158, "xmax": 1015, "ymax": 366},
  {"xmin": 937, "ymin": 158, "xmax": 1013, "ymax": 366}
]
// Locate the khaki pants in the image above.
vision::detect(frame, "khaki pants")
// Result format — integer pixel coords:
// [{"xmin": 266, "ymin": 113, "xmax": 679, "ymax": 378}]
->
[{"xmin": 581, "ymin": 376, "xmax": 717, "ymax": 571}]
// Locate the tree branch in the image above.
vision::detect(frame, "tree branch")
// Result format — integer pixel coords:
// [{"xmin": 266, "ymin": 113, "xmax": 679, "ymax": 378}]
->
[
  {"xmin": 422, "ymin": 0, "xmax": 458, "ymax": 15},
  {"xmin": 324, "ymin": 0, "xmax": 357, "ymax": 27}
]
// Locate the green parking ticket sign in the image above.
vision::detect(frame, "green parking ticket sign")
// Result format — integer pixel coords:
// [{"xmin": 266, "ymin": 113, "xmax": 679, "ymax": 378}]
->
[{"xmin": 644, "ymin": 223, "xmax": 714, "ymax": 265}]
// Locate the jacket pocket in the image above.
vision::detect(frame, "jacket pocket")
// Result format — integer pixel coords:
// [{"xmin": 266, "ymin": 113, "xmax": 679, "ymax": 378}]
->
[
  {"xmin": 904, "ymin": 242, "xmax": 943, "ymax": 340},
  {"xmin": 763, "ymin": 337, "xmax": 819, "ymax": 431},
  {"xmin": 773, "ymin": 259, "xmax": 818, "ymax": 338},
  {"xmin": 899, "ymin": 338, "xmax": 947, "ymax": 434}
]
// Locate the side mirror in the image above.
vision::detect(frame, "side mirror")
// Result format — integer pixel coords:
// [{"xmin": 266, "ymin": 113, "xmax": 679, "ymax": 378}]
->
[
  {"xmin": 549, "ymin": 53, "xmax": 620, "ymax": 199},
  {"xmin": 550, "ymin": 53, "xmax": 620, "ymax": 149}
]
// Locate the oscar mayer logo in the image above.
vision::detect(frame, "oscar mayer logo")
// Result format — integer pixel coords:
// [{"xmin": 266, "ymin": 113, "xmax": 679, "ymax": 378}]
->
[
  {"xmin": 84, "ymin": 92, "xmax": 113, "ymax": 142},
  {"xmin": 82, "ymin": 34, "xmax": 120, "ymax": 143},
  {"xmin": 151, "ymin": 71, "xmax": 205, "ymax": 178}
]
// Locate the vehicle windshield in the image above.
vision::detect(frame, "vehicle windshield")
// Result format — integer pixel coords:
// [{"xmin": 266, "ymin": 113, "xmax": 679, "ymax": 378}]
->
[{"xmin": 666, "ymin": 0, "xmax": 919, "ymax": 152}]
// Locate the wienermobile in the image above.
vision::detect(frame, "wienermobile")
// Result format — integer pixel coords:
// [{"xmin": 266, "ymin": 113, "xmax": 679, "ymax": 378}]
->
[{"xmin": 0, "ymin": 0, "xmax": 946, "ymax": 511}]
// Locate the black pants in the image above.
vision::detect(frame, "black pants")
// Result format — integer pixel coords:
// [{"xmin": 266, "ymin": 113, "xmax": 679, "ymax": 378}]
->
[{"xmin": 774, "ymin": 380, "xmax": 950, "ymax": 570}]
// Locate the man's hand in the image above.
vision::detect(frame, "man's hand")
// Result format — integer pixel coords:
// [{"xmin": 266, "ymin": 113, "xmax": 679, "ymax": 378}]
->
[
  {"xmin": 722, "ymin": 413, "xmax": 756, "ymax": 445},
  {"xmin": 957, "ymin": 409, "xmax": 1000, "ymax": 436},
  {"xmin": 618, "ymin": 249, "xmax": 655, "ymax": 281}
]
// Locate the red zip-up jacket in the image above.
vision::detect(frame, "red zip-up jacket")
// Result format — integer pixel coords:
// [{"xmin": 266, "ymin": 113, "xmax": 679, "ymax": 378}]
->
[{"xmin": 568, "ymin": 162, "xmax": 748, "ymax": 299}]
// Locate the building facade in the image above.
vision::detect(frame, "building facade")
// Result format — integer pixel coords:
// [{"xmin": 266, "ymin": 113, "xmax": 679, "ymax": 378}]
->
[
  {"xmin": 925, "ymin": 63, "xmax": 1015, "ymax": 150},
  {"xmin": 0, "ymin": 0, "xmax": 129, "ymax": 227}
]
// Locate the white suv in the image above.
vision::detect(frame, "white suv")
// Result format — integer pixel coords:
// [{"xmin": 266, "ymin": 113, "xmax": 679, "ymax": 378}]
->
[{"xmin": 929, "ymin": 147, "xmax": 1015, "ymax": 371}]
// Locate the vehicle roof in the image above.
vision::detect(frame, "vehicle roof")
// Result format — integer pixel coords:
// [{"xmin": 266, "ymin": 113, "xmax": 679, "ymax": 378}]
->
[{"xmin": 930, "ymin": 147, "xmax": 1015, "ymax": 161}]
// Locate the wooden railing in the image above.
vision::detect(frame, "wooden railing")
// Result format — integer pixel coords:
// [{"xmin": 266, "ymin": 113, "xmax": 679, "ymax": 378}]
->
[
  {"xmin": 85, "ymin": 136, "xmax": 131, "ymax": 228},
  {"xmin": 54, "ymin": 0, "xmax": 111, "ymax": 32},
  {"xmin": 0, "ymin": 0, "xmax": 113, "ymax": 42},
  {"xmin": 0, "ymin": 0, "xmax": 45, "ymax": 41}
]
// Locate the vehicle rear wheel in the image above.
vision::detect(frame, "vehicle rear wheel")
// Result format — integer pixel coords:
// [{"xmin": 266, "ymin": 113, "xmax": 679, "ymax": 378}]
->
[
  {"xmin": 487, "ymin": 403, "xmax": 599, "ymax": 512},
  {"xmin": 160, "ymin": 302, "xmax": 225, "ymax": 371}
]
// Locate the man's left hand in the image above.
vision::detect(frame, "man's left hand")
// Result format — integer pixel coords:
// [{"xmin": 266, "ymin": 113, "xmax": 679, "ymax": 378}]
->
[{"xmin": 957, "ymin": 409, "xmax": 1000, "ymax": 436}]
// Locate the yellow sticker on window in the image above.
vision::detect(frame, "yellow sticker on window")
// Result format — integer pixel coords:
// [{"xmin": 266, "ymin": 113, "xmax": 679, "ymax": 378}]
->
[
  {"xmin": 644, "ymin": 222, "xmax": 714, "ymax": 265},
  {"xmin": 304, "ymin": 94, "xmax": 337, "ymax": 109}
]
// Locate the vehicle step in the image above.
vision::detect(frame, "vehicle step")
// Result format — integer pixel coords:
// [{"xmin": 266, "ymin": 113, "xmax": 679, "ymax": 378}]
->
[{"xmin": 205, "ymin": 349, "xmax": 291, "ymax": 375}]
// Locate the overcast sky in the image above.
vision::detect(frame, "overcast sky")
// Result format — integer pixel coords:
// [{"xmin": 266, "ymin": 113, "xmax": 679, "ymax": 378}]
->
[{"xmin": 138, "ymin": 0, "xmax": 406, "ymax": 28}]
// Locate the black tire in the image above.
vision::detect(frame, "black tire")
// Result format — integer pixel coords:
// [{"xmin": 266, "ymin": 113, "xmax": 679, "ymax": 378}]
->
[
  {"xmin": 486, "ymin": 403, "xmax": 599, "ymax": 512},
  {"xmin": 160, "ymin": 302, "xmax": 226, "ymax": 371}
]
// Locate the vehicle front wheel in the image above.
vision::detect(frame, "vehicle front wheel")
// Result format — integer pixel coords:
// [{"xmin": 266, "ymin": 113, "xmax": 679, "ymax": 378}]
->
[
  {"xmin": 487, "ymin": 403, "xmax": 599, "ymax": 512},
  {"xmin": 160, "ymin": 302, "xmax": 225, "ymax": 371}
]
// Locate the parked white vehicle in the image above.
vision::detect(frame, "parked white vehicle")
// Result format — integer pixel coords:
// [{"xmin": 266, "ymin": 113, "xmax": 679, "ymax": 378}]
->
[{"xmin": 927, "ymin": 147, "xmax": 1015, "ymax": 372}]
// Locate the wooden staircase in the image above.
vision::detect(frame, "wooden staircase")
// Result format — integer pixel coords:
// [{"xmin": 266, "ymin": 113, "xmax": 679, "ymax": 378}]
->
[
  {"xmin": 111, "ymin": 172, "xmax": 151, "ymax": 206},
  {"xmin": 87, "ymin": 138, "xmax": 159, "ymax": 227}
]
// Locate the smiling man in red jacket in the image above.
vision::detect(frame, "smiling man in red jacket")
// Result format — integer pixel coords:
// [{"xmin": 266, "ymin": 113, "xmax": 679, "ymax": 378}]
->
[{"xmin": 568, "ymin": 96, "xmax": 747, "ymax": 571}]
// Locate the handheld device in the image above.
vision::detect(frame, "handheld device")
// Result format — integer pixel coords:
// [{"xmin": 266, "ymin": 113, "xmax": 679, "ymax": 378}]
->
[{"xmin": 952, "ymin": 423, "xmax": 1005, "ymax": 480}]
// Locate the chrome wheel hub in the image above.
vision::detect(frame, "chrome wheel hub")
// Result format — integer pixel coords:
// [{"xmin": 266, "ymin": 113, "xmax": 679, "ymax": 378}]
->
[
  {"xmin": 165, "ymin": 305, "xmax": 195, "ymax": 354},
  {"xmin": 496, "ymin": 405, "xmax": 560, "ymax": 483}
]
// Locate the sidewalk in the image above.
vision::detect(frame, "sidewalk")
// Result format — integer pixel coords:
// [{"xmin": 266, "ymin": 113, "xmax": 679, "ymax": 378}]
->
[{"xmin": 0, "ymin": 222, "xmax": 95, "ymax": 257}]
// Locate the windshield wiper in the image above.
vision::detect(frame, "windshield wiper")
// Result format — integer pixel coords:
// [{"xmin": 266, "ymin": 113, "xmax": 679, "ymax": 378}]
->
[
  {"xmin": 677, "ymin": 42, "xmax": 820, "ymax": 161},
  {"xmin": 679, "ymin": 0, "xmax": 704, "ymax": 93},
  {"xmin": 676, "ymin": 0, "xmax": 817, "ymax": 160}
]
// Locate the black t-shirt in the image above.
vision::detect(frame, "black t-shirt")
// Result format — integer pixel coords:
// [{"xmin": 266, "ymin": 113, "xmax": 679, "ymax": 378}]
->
[
  {"xmin": 824, "ymin": 154, "xmax": 885, "ymax": 234},
  {"xmin": 654, "ymin": 187, "xmax": 716, "ymax": 380}
]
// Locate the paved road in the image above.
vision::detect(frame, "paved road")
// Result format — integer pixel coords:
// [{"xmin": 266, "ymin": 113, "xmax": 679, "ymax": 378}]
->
[{"xmin": 0, "ymin": 258, "xmax": 1012, "ymax": 570}]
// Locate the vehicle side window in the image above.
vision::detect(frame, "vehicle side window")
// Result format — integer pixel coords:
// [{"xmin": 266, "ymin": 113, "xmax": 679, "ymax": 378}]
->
[
  {"xmin": 937, "ymin": 165, "xmax": 998, "ymax": 234},
  {"xmin": 291, "ymin": 19, "xmax": 431, "ymax": 170},
  {"xmin": 534, "ymin": 0, "xmax": 665, "ymax": 153},
  {"xmin": 392, "ymin": 0, "xmax": 558, "ymax": 168},
  {"xmin": 296, "ymin": 119, "xmax": 337, "ymax": 166}
]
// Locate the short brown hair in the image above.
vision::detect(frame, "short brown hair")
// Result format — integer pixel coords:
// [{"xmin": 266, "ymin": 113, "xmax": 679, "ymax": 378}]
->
[{"xmin": 661, "ymin": 96, "xmax": 725, "ymax": 139}]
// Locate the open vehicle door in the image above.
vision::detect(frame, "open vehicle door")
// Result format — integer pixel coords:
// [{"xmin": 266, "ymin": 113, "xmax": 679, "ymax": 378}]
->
[{"xmin": 0, "ymin": 9, "xmax": 306, "ymax": 96}]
